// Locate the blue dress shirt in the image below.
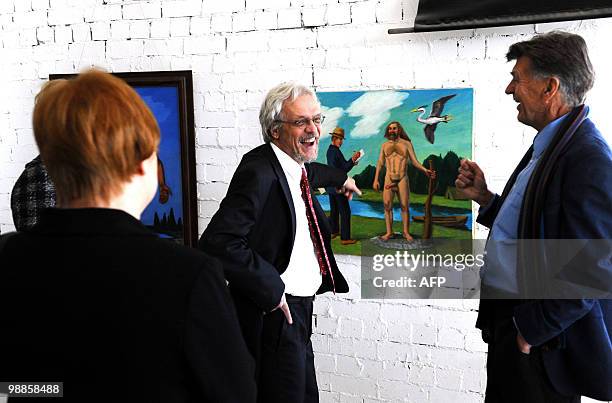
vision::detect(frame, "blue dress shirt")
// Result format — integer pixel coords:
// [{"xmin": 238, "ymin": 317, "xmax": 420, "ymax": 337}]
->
[{"xmin": 481, "ymin": 111, "xmax": 574, "ymax": 293}]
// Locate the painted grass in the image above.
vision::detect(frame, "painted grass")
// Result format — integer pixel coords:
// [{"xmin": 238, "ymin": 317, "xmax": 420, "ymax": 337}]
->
[
  {"xmin": 354, "ymin": 189, "xmax": 472, "ymax": 210},
  {"xmin": 330, "ymin": 214, "xmax": 471, "ymax": 256}
]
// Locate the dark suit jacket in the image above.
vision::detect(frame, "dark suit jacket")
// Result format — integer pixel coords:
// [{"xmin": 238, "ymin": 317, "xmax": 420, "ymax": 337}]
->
[
  {"xmin": 199, "ymin": 143, "xmax": 349, "ymax": 364},
  {"xmin": 325, "ymin": 144, "xmax": 355, "ymax": 194},
  {"xmin": 477, "ymin": 118, "xmax": 612, "ymax": 400},
  {"xmin": 326, "ymin": 144, "xmax": 354, "ymax": 172},
  {"xmin": 0, "ymin": 208, "xmax": 256, "ymax": 403}
]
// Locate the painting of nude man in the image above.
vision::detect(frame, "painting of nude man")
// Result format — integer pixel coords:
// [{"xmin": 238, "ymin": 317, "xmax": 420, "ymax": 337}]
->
[
  {"xmin": 373, "ymin": 121, "xmax": 436, "ymax": 241},
  {"xmin": 315, "ymin": 89, "xmax": 473, "ymax": 256}
]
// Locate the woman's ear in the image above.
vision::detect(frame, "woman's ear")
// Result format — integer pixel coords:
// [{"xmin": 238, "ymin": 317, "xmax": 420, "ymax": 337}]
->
[
  {"xmin": 136, "ymin": 160, "xmax": 146, "ymax": 176},
  {"xmin": 136, "ymin": 154, "xmax": 152, "ymax": 176},
  {"xmin": 138, "ymin": 152, "xmax": 157, "ymax": 178}
]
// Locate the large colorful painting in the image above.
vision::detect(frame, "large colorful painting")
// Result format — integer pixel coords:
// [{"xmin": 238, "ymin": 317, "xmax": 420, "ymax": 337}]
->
[
  {"xmin": 316, "ymin": 89, "xmax": 473, "ymax": 256},
  {"xmin": 50, "ymin": 71, "xmax": 198, "ymax": 247}
]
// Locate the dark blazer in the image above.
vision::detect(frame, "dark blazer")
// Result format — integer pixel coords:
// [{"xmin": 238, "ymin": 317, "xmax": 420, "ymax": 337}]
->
[
  {"xmin": 326, "ymin": 144, "xmax": 354, "ymax": 172},
  {"xmin": 325, "ymin": 144, "xmax": 355, "ymax": 194},
  {"xmin": 0, "ymin": 208, "xmax": 256, "ymax": 403},
  {"xmin": 199, "ymin": 143, "xmax": 349, "ymax": 364},
  {"xmin": 477, "ymin": 118, "xmax": 612, "ymax": 400}
]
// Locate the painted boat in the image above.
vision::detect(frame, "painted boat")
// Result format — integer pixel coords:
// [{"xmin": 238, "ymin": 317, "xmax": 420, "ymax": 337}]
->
[{"xmin": 412, "ymin": 215, "xmax": 468, "ymax": 228}]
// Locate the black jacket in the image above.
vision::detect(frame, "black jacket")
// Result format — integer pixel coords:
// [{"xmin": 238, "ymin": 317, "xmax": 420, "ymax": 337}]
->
[
  {"xmin": 325, "ymin": 144, "xmax": 355, "ymax": 194},
  {"xmin": 0, "ymin": 208, "xmax": 256, "ymax": 403},
  {"xmin": 199, "ymin": 143, "xmax": 349, "ymax": 365}
]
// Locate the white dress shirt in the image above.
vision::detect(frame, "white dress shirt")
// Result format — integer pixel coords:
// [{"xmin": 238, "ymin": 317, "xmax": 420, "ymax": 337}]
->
[{"xmin": 270, "ymin": 143, "xmax": 322, "ymax": 296}]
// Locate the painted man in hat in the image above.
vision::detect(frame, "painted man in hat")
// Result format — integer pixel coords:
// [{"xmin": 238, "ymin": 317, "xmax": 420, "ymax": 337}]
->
[{"xmin": 326, "ymin": 127, "xmax": 360, "ymax": 245}]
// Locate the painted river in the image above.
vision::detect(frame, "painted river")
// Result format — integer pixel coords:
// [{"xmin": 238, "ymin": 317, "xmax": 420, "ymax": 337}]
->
[{"xmin": 315, "ymin": 195, "xmax": 473, "ymax": 231}]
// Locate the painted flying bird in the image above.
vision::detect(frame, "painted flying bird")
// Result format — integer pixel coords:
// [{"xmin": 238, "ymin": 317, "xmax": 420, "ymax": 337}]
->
[{"xmin": 410, "ymin": 94, "xmax": 456, "ymax": 144}]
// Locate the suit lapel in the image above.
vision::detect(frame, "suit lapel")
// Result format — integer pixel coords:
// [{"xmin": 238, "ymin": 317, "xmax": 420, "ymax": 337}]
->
[{"xmin": 263, "ymin": 143, "xmax": 297, "ymax": 242}]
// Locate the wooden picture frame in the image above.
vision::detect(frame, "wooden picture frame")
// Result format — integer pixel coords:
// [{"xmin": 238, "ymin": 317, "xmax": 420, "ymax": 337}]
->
[{"xmin": 50, "ymin": 71, "xmax": 198, "ymax": 247}]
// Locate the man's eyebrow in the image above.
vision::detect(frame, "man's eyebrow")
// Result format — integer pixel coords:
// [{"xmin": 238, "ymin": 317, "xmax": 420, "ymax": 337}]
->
[{"xmin": 291, "ymin": 113, "xmax": 321, "ymax": 119}]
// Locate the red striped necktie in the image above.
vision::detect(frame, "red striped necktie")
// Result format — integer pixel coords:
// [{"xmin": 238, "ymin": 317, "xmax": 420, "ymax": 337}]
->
[{"xmin": 300, "ymin": 167, "xmax": 335, "ymax": 293}]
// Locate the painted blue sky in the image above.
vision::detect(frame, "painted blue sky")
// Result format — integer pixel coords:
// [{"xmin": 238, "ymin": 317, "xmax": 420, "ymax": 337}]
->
[
  {"xmin": 137, "ymin": 86, "xmax": 184, "ymax": 224},
  {"xmin": 316, "ymin": 89, "xmax": 473, "ymax": 171}
]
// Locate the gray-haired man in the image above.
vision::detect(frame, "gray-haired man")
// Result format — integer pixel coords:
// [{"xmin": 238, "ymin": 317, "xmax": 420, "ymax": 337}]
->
[
  {"xmin": 457, "ymin": 31, "xmax": 612, "ymax": 402},
  {"xmin": 200, "ymin": 82, "xmax": 360, "ymax": 402}
]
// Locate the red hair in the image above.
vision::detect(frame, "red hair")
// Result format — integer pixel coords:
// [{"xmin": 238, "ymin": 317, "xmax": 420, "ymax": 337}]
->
[{"xmin": 33, "ymin": 69, "xmax": 160, "ymax": 204}]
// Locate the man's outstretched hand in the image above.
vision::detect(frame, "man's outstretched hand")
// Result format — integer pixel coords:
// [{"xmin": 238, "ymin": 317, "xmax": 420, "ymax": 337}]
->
[{"xmin": 338, "ymin": 177, "xmax": 362, "ymax": 201}]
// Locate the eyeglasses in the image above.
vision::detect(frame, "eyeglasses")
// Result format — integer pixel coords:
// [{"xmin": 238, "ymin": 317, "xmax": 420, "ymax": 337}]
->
[{"xmin": 275, "ymin": 115, "xmax": 325, "ymax": 128}]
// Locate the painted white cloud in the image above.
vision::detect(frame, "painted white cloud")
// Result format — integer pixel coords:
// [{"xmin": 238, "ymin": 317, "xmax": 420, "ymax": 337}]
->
[
  {"xmin": 320, "ymin": 106, "xmax": 345, "ymax": 139},
  {"xmin": 346, "ymin": 91, "xmax": 409, "ymax": 138}
]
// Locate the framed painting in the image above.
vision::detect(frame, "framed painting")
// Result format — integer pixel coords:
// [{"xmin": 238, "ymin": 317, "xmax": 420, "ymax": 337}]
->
[
  {"xmin": 50, "ymin": 71, "xmax": 198, "ymax": 247},
  {"xmin": 315, "ymin": 88, "xmax": 473, "ymax": 256}
]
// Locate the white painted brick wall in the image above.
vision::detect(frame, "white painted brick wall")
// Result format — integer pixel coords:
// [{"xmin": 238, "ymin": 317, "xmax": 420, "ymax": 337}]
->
[
  {"xmin": 246, "ymin": 0, "xmax": 289, "ymax": 11},
  {"xmin": 302, "ymin": 7, "xmax": 326, "ymax": 28},
  {"xmin": 54, "ymin": 25, "xmax": 72, "ymax": 43},
  {"xmin": 85, "ymin": 4, "xmax": 122, "ymax": 23},
  {"xmin": 72, "ymin": 23, "xmax": 91, "ymax": 41},
  {"xmin": 376, "ymin": 0, "xmax": 402, "ymax": 24},
  {"xmin": 2, "ymin": 2, "xmax": 612, "ymax": 402},
  {"xmin": 162, "ymin": 0, "xmax": 202, "ymax": 18},
  {"xmin": 210, "ymin": 12, "xmax": 232, "ymax": 32},
  {"xmin": 203, "ymin": 0, "xmax": 244, "ymax": 14},
  {"xmin": 232, "ymin": 12, "xmax": 255, "ymax": 33},
  {"xmin": 122, "ymin": 1, "xmax": 161, "ymax": 20},
  {"xmin": 48, "ymin": 6, "xmax": 85, "ymax": 26},
  {"xmin": 189, "ymin": 16, "xmax": 210, "ymax": 35},
  {"xmin": 90, "ymin": 21, "xmax": 110, "ymax": 40},
  {"xmin": 110, "ymin": 19, "xmax": 130, "ymax": 39},
  {"xmin": 327, "ymin": 3, "xmax": 351, "ymax": 26},
  {"xmin": 129, "ymin": 20, "xmax": 150, "ymax": 39},
  {"xmin": 254, "ymin": 10, "xmax": 277, "ymax": 30},
  {"xmin": 150, "ymin": 17, "xmax": 170, "ymax": 37},
  {"xmin": 351, "ymin": 1, "xmax": 377, "ymax": 25},
  {"xmin": 277, "ymin": 8, "xmax": 301, "ymax": 29}
]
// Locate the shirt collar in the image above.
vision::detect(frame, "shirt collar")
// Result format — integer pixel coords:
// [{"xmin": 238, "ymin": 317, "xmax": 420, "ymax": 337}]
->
[
  {"xmin": 270, "ymin": 142, "xmax": 304, "ymax": 184},
  {"xmin": 532, "ymin": 107, "xmax": 588, "ymax": 158}
]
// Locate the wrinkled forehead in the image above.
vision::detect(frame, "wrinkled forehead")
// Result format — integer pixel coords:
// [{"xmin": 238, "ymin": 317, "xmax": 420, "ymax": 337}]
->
[
  {"xmin": 282, "ymin": 94, "xmax": 321, "ymax": 117},
  {"xmin": 511, "ymin": 56, "xmax": 534, "ymax": 77}
]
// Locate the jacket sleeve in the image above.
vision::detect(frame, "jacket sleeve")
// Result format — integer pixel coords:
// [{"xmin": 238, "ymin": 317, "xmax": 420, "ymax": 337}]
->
[
  {"xmin": 514, "ymin": 139, "xmax": 612, "ymax": 346},
  {"xmin": 307, "ymin": 161, "xmax": 348, "ymax": 189},
  {"xmin": 514, "ymin": 299, "xmax": 596, "ymax": 346},
  {"xmin": 475, "ymin": 194, "xmax": 501, "ymax": 229},
  {"xmin": 198, "ymin": 156, "xmax": 285, "ymax": 312},
  {"xmin": 184, "ymin": 258, "xmax": 257, "ymax": 403}
]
